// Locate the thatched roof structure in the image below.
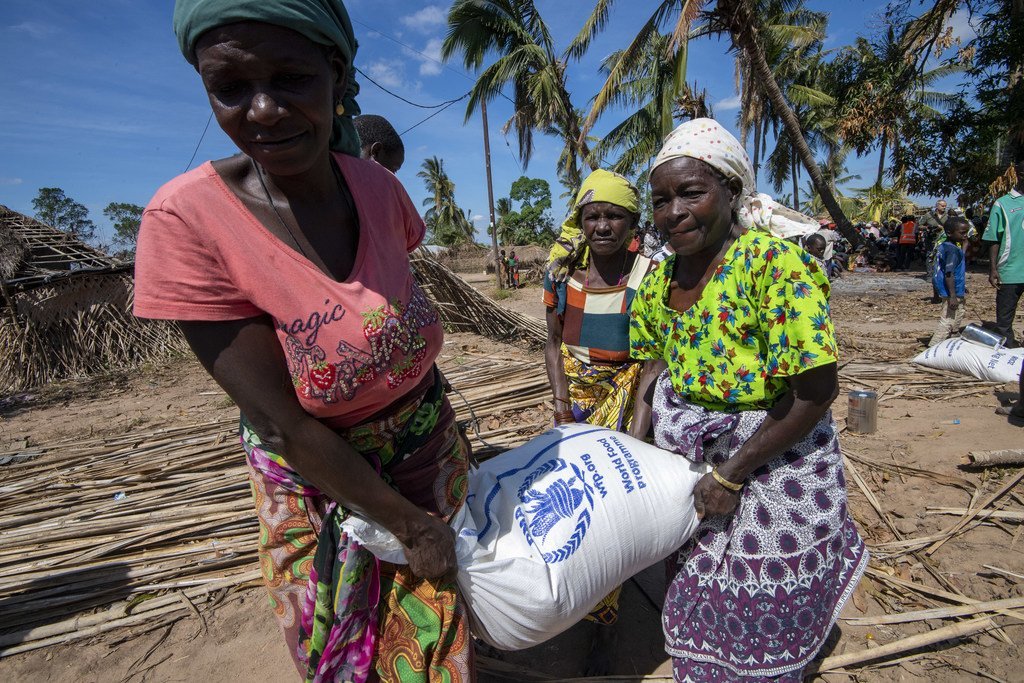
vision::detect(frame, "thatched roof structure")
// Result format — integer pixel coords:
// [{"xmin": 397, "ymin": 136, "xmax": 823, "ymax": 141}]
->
[
  {"xmin": 0, "ymin": 205, "xmax": 127, "ymax": 289},
  {"xmin": 0, "ymin": 205, "xmax": 187, "ymax": 393},
  {"xmin": 0, "ymin": 221, "xmax": 27, "ymax": 282}
]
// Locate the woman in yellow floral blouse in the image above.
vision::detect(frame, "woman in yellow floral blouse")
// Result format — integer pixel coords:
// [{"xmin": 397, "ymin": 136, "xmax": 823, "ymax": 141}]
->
[{"xmin": 629, "ymin": 119, "xmax": 866, "ymax": 682}]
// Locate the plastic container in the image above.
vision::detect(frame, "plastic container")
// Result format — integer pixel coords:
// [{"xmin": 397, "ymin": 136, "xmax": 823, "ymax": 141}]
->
[
  {"xmin": 847, "ymin": 390, "xmax": 878, "ymax": 434},
  {"xmin": 961, "ymin": 323, "xmax": 1005, "ymax": 350}
]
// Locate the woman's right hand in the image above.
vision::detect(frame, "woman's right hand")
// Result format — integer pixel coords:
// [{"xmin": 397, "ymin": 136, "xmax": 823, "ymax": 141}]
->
[
  {"xmin": 693, "ymin": 473, "xmax": 741, "ymax": 520},
  {"xmin": 402, "ymin": 512, "xmax": 458, "ymax": 580}
]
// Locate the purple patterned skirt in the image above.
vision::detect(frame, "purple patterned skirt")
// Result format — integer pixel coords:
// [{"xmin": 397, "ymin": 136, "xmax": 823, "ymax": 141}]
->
[{"xmin": 652, "ymin": 373, "xmax": 867, "ymax": 681}]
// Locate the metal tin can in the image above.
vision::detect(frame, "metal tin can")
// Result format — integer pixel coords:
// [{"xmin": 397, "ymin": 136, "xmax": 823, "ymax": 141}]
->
[
  {"xmin": 847, "ymin": 390, "xmax": 878, "ymax": 434},
  {"xmin": 961, "ymin": 323, "xmax": 1006, "ymax": 350}
]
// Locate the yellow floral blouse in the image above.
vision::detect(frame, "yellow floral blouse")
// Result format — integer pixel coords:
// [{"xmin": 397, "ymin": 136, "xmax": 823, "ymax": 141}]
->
[{"xmin": 629, "ymin": 229, "xmax": 838, "ymax": 412}]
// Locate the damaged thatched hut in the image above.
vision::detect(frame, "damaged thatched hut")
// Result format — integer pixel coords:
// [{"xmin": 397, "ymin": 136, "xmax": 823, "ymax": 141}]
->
[{"xmin": 0, "ymin": 205, "xmax": 187, "ymax": 393}]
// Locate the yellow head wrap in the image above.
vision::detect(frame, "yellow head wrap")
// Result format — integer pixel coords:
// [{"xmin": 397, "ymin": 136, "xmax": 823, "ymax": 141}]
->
[{"xmin": 546, "ymin": 169, "xmax": 640, "ymax": 281}]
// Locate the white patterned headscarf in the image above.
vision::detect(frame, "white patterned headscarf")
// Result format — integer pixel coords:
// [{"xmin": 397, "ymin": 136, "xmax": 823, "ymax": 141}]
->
[
  {"xmin": 651, "ymin": 118, "xmax": 820, "ymax": 237},
  {"xmin": 653, "ymin": 118, "xmax": 758, "ymax": 228}
]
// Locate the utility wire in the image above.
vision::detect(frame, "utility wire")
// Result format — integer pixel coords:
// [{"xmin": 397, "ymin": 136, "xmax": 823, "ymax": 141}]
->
[
  {"xmin": 349, "ymin": 14, "xmax": 516, "ymax": 106},
  {"xmin": 183, "ymin": 112, "xmax": 214, "ymax": 173},
  {"xmin": 503, "ymin": 136, "xmax": 525, "ymax": 172},
  {"xmin": 356, "ymin": 66, "xmax": 469, "ymax": 109},
  {"xmin": 399, "ymin": 99, "xmax": 465, "ymax": 136}
]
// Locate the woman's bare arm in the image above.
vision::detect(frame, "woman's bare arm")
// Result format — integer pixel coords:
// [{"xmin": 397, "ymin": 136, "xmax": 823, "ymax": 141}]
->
[
  {"xmin": 544, "ymin": 305, "xmax": 574, "ymax": 423},
  {"xmin": 180, "ymin": 316, "xmax": 456, "ymax": 578},
  {"xmin": 630, "ymin": 359, "xmax": 667, "ymax": 440}
]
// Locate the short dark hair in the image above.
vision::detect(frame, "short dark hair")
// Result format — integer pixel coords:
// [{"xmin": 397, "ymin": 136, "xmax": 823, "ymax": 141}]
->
[
  {"xmin": 353, "ymin": 114, "xmax": 404, "ymax": 155},
  {"xmin": 944, "ymin": 216, "xmax": 970, "ymax": 233},
  {"xmin": 805, "ymin": 233, "xmax": 826, "ymax": 249}
]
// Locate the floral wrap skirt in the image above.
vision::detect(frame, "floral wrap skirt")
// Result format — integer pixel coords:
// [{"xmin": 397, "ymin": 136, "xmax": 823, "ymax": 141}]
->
[
  {"xmin": 241, "ymin": 367, "xmax": 474, "ymax": 682},
  {"xmin": 652, "ymin": 372, "xmax": 867, "ymax": 681}
]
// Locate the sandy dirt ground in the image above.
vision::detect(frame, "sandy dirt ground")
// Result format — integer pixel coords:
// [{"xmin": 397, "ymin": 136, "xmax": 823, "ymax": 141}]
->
[{"xmin": 2, "ymin": 267, "xmax": 1023, "ymax": 682}]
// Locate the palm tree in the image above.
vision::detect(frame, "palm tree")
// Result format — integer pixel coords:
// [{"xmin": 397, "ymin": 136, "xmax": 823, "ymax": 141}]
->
[
  {"xmin": 853, "ymin": 183, "xmax": 914, "ymax": 223},
  {"xmin": 587, "ymin": 31, "xmax": 711, "ymax": 180},
  {"xmin": 801, "ymin": 172, "xmax": 861, "ymax": 219},
  {"xmin": 495, "ymin": 196, "xmax": 513, "ymax": 244},
  {"xmin": 840, "ymin": 25, "xmax": 963, "ymax": 187},
  {"xmin": 442, "ymin": 0, "xmax": 595, "ymax": 189},
  {"xmin": 418, "ymin": 157, "xmax": 474, "ymax": 246},
  {"xmin": 730, "ymin": 1, "xmax": 828, "ymax": 186},
  {"xmin": 738, "ymin": 5, "xmax": 834, "ymax": 210},
  {"xmin": 714, "ymin": 0, "xmax": 863, "ymax": 242},
  {"xmin": 571, "ymin": 0, "xmax": 861, "ymax": 244}
]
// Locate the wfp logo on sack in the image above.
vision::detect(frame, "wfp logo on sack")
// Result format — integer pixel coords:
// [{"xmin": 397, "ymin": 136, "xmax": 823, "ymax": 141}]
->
[{"xmin": 515, "ymin": 459, "xmax": 595, "ymax": 563}]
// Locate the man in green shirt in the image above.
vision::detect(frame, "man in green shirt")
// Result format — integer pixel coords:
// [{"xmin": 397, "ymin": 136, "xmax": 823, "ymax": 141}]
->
[{"xmin": 983, "ymin": 183, "xmax": 1024, "ymax": 347}]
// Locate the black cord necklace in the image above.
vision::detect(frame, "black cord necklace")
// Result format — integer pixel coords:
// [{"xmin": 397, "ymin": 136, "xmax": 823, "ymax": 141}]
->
[{"xmin": 250, "ymin": 157, "xmax": 352, "ymax": 261}]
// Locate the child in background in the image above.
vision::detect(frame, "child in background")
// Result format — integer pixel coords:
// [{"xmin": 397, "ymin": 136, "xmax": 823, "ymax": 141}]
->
[
  {"xmin": 508, "ymin": 250, "xmax": 520, "ymax": 288},
  {"xmin": 929, "ymin": 217, "xmax": 970, "ymax": 346},
  {"xmin": 802, "ymin": 233, "xmax": 831, "ymax": 282}
]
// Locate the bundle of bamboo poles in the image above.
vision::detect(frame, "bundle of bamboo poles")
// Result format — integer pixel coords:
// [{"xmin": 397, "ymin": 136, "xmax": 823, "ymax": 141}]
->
[
  {"xmin": 836, "ymin": 361, "xmax": 1006, "ymax": 403},
  {"xmin": 0, "ymin": 351, "xmax": 551, "ymax": 656},
  {"xmin": 410, "ymin": 251, "xmax": 545, "ymax": 347}
]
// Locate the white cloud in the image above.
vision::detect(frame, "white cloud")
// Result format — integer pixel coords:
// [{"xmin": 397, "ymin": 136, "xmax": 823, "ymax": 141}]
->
[
  {"xmin": 364, "ymin": 59, "xmax": 406, "ymax": 89},
  {"xmin": 0, "ymin": 177, "xmax": 23, "ymax": 186},
  {"xmin": 473, "ymin": 214, "xmax": 484, "ymax": 221},
  {"xmin": 8, "ymin": 21, "xmax": 58, "ymax": 40},
  {"xmin": 715, "ymin": 95, "xmax": 741, "ymax": 111},
  {"xmin": 400, "ymin": 6, "xmax": 447, "ymax": 33},
  {"xmin": 407, "ymin": 38, "xmax": 444, "ymax": 77}
]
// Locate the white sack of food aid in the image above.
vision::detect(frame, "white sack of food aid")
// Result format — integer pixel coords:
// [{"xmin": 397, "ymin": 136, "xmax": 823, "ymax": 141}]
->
[
  {"xmin": 912, "ymin": 338, "xmax": 1024, "ymax": 384},
  {"xmin": 342, "ymin": 424, "xmax": 707, "ymax": 650}
]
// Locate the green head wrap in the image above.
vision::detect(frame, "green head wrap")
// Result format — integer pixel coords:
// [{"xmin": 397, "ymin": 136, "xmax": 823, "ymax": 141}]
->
[
  {"xmin": 546, "ymin": 169, "xmax": 641, "ymax": 281},
  {"xmin": 173, "ymin": 0, "xmax": 362, "ymax": 156}
]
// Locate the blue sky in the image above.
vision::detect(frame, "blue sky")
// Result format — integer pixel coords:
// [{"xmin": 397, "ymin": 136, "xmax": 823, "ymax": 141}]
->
[{"xmin": 0, "ymin": 0, "xmax": 973, "ymax": 245}]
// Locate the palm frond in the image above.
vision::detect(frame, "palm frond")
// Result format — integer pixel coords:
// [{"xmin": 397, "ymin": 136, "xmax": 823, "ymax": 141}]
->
[
  {"xmin": 667, "ymin": 0, "xmax": 706, "ymax": 54},
  {"xmin": 580, "ymin": 1, "xmax": 680, "ymax": 137},
  {"xmin": 565, "ymin": 0, "xmax": 617, "ymax": 61},
  {"xmin": 787, "ymin": 83, "xmax": 835, "ymax": 107}
]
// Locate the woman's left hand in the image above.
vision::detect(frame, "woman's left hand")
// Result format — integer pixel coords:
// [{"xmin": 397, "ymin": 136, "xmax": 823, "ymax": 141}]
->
[{"xmin": 693, "ymin": 473, "xmax": 741, "ymax": 520}]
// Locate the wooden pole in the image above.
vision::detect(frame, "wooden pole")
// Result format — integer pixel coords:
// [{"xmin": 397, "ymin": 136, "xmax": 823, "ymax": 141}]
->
[
  {"xmin": 481, "ymin": 99, "xmax": 501, "ymax": 289},
  {"xmin": 813, "ymin": 616, "xmax": 998, "ymax": 673},
  {"xmin": 961, "ymin": 449, "xmax": 1024, "ymax": 467}
]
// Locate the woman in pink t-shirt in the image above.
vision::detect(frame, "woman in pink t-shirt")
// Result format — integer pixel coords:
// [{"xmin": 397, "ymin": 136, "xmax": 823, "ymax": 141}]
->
[{"xmin": 134, "ymin": 2, "xmax": 473, "ymax": 681}]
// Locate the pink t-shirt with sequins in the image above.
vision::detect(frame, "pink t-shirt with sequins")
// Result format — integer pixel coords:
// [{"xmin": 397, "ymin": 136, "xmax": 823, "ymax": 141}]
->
[{"xmin": 133, "ymin": 153, "xmax": 442, "ymax": 428}]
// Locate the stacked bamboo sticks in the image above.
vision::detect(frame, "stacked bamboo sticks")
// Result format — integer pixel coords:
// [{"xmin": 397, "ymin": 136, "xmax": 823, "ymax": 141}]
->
[
  {"xmin": 411, "ymin": 252, "xmax": 545, "ymax": 347},
  {"xmin": 0, "ymin": 351, "xmax": 551, "ymax": 656},
  {"xmin": 3, "ymin": 348, "xmax": 1019, "ymax": 673},
  {"xmin": 836, "ymin": 361, "xmax": 1006, "ymax": 402}
]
